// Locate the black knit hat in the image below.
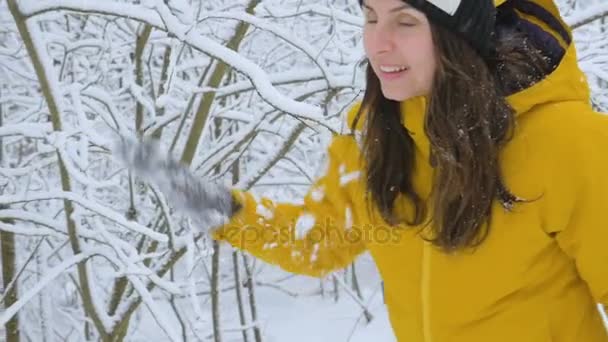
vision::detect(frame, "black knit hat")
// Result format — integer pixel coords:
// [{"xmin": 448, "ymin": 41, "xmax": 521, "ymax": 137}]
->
[{"xmin": 360, "ymin": 0, "xmax": 497, "ymax": 57}]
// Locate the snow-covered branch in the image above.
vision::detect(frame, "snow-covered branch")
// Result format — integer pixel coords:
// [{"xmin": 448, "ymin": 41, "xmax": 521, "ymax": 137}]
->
[
  {"xmin": 18, "ymin": 0, "xmax": 329, "ymax": 123},
  {"xmin": 567, "ymin": 3, "xmax": 608, "ymax": 29}
]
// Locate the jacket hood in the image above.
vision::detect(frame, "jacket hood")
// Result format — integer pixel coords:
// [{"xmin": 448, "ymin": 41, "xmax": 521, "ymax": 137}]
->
[{"xmin": 494, "ymin": 0, "xmax": 590, "ymax": 114}]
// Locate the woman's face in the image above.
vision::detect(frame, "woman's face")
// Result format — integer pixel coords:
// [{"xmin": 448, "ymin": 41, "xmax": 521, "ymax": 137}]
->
[{"xmin": 362, "ymin": 0, "xmax": 437, "ymax": 101}]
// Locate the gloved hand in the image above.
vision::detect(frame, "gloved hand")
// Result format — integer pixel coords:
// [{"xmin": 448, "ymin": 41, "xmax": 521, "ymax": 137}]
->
[{"xmin": 112, "ymin": 136, "xmax": 240, "ymax": 229}]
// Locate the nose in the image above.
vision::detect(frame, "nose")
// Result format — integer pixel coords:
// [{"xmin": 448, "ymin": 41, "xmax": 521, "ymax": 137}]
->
[{"xmin": 367, "ymin": 23, "xmax": 394, "ymax": 55}]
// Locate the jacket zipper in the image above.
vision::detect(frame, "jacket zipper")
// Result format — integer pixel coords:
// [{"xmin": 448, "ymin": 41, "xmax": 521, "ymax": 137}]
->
[{"xmin": 421, "ymin": 240, "xmax": 432, "ymax": 342}]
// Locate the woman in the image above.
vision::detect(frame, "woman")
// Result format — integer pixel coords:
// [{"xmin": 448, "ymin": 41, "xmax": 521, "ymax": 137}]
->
[{"xmin": 118, "ymin": 0, "xmax": 608, "ymax": 340}]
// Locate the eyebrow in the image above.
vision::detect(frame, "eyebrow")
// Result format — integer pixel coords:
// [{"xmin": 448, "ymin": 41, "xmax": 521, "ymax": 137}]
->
[{"xmin": 362, "ymin": 2, "xmax": 412, "ymax": 13}]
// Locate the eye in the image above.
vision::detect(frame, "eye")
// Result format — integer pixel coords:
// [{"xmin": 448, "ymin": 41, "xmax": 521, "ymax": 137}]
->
[
  {"xmin": 398, "ymin": 14, "xmax": 418, "ymax": 27},
  {"xmin": 364, "ymin": 14, "xmax": 377, "ymax": 24}
]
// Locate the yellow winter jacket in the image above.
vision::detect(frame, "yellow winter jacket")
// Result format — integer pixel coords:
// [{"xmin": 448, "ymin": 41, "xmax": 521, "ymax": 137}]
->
[{"xmin": 213, "ymin": 0, "xmax": 608, "ymax": 340}]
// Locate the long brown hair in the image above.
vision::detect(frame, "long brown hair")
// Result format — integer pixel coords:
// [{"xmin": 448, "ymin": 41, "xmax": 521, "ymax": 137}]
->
[{"xmin": 352, "ymin": 23, "xmax": 553, "ymax": 252}]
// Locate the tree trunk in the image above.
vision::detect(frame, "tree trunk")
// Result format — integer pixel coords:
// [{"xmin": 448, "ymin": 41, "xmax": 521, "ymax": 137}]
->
[
  {"xmin": 180, "ymin": 0, "xmax": 261, "ymax": 164},
  {"xmin": 233, "ymin": 250, "xmax": 250, "ymax": 342},
  {"xmin": 351, "ymin": 262, "xmax": 363, "ymax": 300},
  {"xmin": 0, "ymin": 82, "xmax": 20, "ymax": 342},
  {"xmin": 37, "ymin": 244, "xmax": 52, "ymax": 342},
  {"xmin": 242, "ymin": 255, "xmax": 262, "ymax": 342},
  {"xmin": 1, "ymin": 220, "xmax": 19, "ymax": 342},
  {"xmin": 211, "ymin": 241, "xmax": 222, "ymax": 342},
  {"xmin": 333, "ymin": 273, "xmax": 339, "ymax": 303},
  {"xmin": 135, "ymin": 24, "xmax": 152, "ymax": 134},
  {"xmin": 6, "ymin": 2, "xmax": 107, "ymax": 339},
  {"xmin": 320, "ymin": 278, "xmax": 325, "ymax": 298}
]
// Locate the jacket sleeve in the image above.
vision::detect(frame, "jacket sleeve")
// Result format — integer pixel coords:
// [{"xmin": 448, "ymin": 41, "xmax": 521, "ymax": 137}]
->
[
  {"xmin": 211, "ymin": 133, "xmax": 367, "ymax": 278},
  {"xmin": 544, "ymin": 110, "xmax": 608, "ymax": 305}
]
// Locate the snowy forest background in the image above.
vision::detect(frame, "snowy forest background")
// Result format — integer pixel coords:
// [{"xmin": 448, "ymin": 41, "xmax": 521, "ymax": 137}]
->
[{"xmin": 0, "ymin": 0, "xmax": 607, "ymax": 341}]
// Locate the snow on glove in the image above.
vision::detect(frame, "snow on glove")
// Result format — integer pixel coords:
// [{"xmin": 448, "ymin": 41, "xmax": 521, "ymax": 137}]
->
[{"xmin": 112, "ymin": 136, "xmax": 239, "ymax": 230}]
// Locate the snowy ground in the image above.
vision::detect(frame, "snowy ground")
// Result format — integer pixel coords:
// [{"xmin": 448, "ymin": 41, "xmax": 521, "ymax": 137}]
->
[
  {"xmin": 133, "ymin": 252, "xmax": 397, "ymax": 341},
  {"xmin": 239, "ymin": 282, "xmax": 395, "ymax": 342}
]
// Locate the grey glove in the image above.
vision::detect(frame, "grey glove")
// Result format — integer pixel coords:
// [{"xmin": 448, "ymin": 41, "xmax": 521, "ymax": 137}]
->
[{"xmin": 113, "ymin": 137, "xmax": 240, "ymax": 229}]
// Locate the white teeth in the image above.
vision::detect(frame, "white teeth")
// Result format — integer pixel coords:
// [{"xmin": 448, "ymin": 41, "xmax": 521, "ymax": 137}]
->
[{"xmin": 380, "ymin": 65, "xmax": 407, "ymax": 73}]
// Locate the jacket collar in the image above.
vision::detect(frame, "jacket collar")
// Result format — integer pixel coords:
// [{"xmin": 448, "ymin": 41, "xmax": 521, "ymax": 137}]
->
[{"xmin": 399, "ymin": 42, "xmax": 590, "ymax": 162}]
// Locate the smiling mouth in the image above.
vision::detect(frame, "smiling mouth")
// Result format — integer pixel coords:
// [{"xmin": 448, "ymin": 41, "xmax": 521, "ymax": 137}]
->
[
  {"xmin": 377, "ymin": 65, "xmax": 410, "ymax": 79},
  {"xmin": 379, "ymin": 65, "xmax": 408, "ymax": 73}
]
